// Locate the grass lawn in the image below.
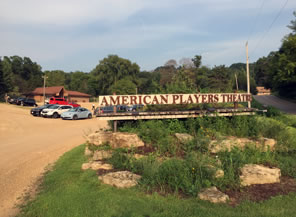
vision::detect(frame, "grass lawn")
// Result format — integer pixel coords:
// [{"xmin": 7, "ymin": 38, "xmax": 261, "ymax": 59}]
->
[{"xmin": 19, "ymin": 145, "xmax": 296, "ymax": 217}]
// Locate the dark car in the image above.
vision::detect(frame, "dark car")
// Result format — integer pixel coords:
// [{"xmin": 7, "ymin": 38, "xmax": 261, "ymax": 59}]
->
[
  {"xmin": 131, "ymin": 104, "xmax": 144, "ymax": 111},
  {"xmin": 8, "ymin": 97, "xmax": 18, "ymax": 104},
  {"xmin": 30, "ymin": 104, "xmax": 54, "ymax": 116},
  {"xmin": 22, "ymin": 98, "xmax": 38, "ymax": 107},
  {"xmin": 94, "ymin": 106, "xmax": 116, "ymax": 116},
  {"xmin": 15, "ymin": 97, "xmax": 26, "ymax": 105}
]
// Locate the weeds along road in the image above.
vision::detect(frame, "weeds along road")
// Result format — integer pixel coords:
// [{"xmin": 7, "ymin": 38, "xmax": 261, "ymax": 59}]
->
[
  {"xmin": 254, "ymin": 95, "xmax": 296, "ymax": 114},
  {"xmin": 0, "ymin": 103, "xmax": 108, "ymax": 217}
]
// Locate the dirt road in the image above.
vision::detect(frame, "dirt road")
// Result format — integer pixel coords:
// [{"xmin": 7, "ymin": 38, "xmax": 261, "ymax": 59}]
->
[
  {"xmin": 0, "ymin": 103, "xmax": 108, "ymax": 217},
  {"xmin": 254, "ymin": 95, "xmax": 296, "ymax": 114}
]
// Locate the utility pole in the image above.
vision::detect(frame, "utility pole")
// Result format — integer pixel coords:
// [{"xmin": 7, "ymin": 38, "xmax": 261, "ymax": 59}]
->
[
  {"xmin": 42, "ymin": 75, "xmax": 48, "ymax": 105},
  {"xmin": 246, "ymin": 42, "xmax": 251, "ymax": 108}
]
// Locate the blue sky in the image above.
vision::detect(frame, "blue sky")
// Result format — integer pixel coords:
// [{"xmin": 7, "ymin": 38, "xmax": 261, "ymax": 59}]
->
[{"xmin": 1, "ymin": 0, "xmax": 295, "ymax": 72}]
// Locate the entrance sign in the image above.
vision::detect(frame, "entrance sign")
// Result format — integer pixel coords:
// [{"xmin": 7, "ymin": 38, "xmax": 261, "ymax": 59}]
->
[{"xmin": 98, "ymin": 93, "xmax": 252, "ymax": 106}]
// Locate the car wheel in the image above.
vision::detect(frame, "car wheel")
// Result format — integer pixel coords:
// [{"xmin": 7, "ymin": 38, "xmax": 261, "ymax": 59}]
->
[
  {"xmin": 88, "ymin": 114, "xmax": 92, "ymax": 119},
  {"xmin": 52, "ymin": 112, "xmax": 59, "ymax": 118},
  {"xmin": 73, "ymin": 115, "xmax": 78, "ymax": 120}
]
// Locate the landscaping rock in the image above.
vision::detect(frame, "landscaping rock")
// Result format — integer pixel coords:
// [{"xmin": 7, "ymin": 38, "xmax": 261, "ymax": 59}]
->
[
  {"xmin": 98, "ymin": 171, "xmax": 141, "ymax": 188},
  {"xmin": 81, "ymin": 163, "xmax": 91, "ymax": 170},
  {"xmin": 198, "ymin": 186, "xmax": 229, "ymax": 203},
  {"xmin": 84, "ymin": 147, "xmax": 92, "ymax": 156},
  {"xmin": 93, "ymin": 150, "xmax": 113, "ymax": 161},
  {"xmin": 175, "ymin": 133, "xmax": 194, "ymax": 144},
  {"xmin": 209, "ymin": 137, "xmax": 275, "ymax": 153},
  {"xmin": 81, "ymin": 161, "xmax": 113, "ymax": 171},
  {"xmin": 240, "ymin": 164, "xmax": 281, "ymax": 186},
  {"xmin": 87, "ymin": 132, "xmax": 144, "ymax": 148},
  {"xmin": 215, "ymin": 169, "xmax": 224, "ymax": 178},
  {"xmin": 133, "ymin": 154, "xmax": 145, "ymax": 159}
]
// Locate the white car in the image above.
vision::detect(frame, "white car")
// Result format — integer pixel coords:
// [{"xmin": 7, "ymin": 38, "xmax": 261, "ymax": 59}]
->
[
  {"xmin": 41, "ymin": 105, "xmax": 73, "ymax": 118},
  {"xmin": 61, "ymin": 107, "xmax": 92, "ymax": 120}
]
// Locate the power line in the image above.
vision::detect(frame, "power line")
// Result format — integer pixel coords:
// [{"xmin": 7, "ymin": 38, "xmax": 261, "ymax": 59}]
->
[
  {"xmin": 247, "ymin": 0, "xmax": 267, "ymax": 42},
  {"xmin": 250, "ymin": 0, "xmax": 289, "ymax": 56}
]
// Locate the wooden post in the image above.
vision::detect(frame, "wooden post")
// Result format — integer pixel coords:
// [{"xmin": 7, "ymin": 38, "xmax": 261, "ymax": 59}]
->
[
  {"xmin": 246, "ymin": 42, "xmax": 251, "ymax": 108},
  {"xmin": 113, "ymin": 92, "xmax": 117, "ymax": 132}
]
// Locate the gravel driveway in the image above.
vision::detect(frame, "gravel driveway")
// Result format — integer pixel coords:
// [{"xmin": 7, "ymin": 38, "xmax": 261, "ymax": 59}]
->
[{"xmin": 0, "ymin": 103, "xmax": 108, "ymax": 217}]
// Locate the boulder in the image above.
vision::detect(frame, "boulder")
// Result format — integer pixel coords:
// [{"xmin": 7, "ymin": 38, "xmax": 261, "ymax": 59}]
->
[
  {"xmin": 98, "ymin": 171, "xmax": 141, "ymax": 188},
  {"xmin": 209, "ymin": 137, "xmax": 276, "ymax": 153},
  {"xmin": 84, "ymin": 147, "xmax": 92, "ymax": 156},
  {"xmin": 215, "ymin": 169, "xmax": 224, "ymax": 178},
  {"xmin": 93, "ymin": 150, "xmax": 113, "ymax": 161},
  {"xmin": 87, "ymin": 132, "xmax": 144, "ymax": 148},
  {"xmin": 81, "ymin": 161, "xmax": 113, "ymax": 170},
  {"xmin": 81, "ymin": 163, "xmax": 91, "ymax": 170},
  {"xmin": 175, "ymin": 133, "xmax": 194, "ymax": 144},
  {"xmin": 198, "ymin": 186, "xmax": 229, "ymax": 203},
  {"xmin": 240, "ymin": 164, "xmax": 281, "ymax": 186},
  {"xmin": 133, "ymin": 154, "xmax": 145, "ymax": 159}
]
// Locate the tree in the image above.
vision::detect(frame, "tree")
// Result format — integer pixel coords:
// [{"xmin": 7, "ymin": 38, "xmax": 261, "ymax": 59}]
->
[
  {"xmin": 179, "ymin": 57, "xmax": 195, "ymax": 69},
  {"xmin": 109, "ymin": 77, "xmax": 137, "ymax": 95},
  {"xmin": 0, "ymin": 58, "xmax": 9, "ymax": 101},
  {"xmin": 207, "ymin": 65, "xmax": 233, "ymax": 92},
  {"xmin": 164, "ymin": 59, "xmax": 178, "ymax": 68},
  {"xmin": 91, "ymin": 55, "xmax": 140, "ymax": 95},
  {"xmin": 44, "ymin": 70, "xmax": 66, "ymax": 87},
  {"xmin": 192, "ymin": 55, "xmax": 202, "ymax": 68},
  {"xmin": 67, "ymin": 71, "xmax": 89, "ymax": 93},
  {"xmin": 166, "ymin": 68, "xmax": 196, "ymax": 93}
]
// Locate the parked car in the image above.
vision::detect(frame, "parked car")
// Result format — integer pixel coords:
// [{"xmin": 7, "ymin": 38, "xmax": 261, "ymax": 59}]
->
[
  {"xmin": 94, "ymin": 106, "xmax": 115, "ymax": 116},
  {"xmin": 61, "ymin": 107, "xmax": 92, "ymax": 120},
  {"xmin": 8, "ymin": 97, "xmax": 18, "ymax": 104},
  {"xmin": 30, "ymin": 104, "xmax": 54, "ymax": 116},
  {"xmin": 22, "ymin": 98, "xmax": 38, "ymax": 107},
  {"xmin": 15, "ymin": 97, "xmax": 26, "ymax": 105},
  {"xmin": 49, "ymin": 97, "xmax": 80, "ymax": 107},
  {"xmin": 116, "ymin": 105, "xmax": 132, "ymax": 112},
  {"xmin": 41, "ymin": 105, "xmax": 73, "ymax": 118},
  {"xmin": 131, "ymin": 104, "xmax": 144, "ymax": 111}
]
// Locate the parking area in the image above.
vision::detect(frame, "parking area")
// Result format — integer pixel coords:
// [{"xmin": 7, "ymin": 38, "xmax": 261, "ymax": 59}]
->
[{"xmin": 0, "ymin": 103, "xmax": 108, "ymax": 217}]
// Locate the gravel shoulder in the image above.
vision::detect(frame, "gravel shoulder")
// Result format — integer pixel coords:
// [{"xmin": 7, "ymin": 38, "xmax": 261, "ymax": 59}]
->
[{"xmin": 0, "ymin": 103, "xmax": 108, "ymax": 217}]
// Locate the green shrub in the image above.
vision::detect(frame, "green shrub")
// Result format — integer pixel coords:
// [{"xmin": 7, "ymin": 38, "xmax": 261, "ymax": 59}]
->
[
  {"xmin": 256, "ymin": 116, "xmax": 296, "ymax": 151},
  {"xmin": 276, "ymin": 151, "xmax": 296, "ymax": 178},
  {"xmin": 217, "ymin": 147, "xmax": 277, "ymax": 189}
]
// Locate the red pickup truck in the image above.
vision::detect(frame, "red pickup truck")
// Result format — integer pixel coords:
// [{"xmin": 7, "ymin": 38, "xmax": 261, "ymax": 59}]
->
[{"xmin": 49, "ymin": 97, "xmax": 80, "ymax": 107}]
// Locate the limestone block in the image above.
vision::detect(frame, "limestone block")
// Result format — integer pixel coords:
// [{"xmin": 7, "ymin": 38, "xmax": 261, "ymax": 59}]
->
[
  {"xmin": 84, "ymin": 147, "xmax": 92, "ymax": 156},
  {"xmin": 87, "ymin": 132, "xmax": 144, "ymax": 148},
  {"xmin": 98, "ymin": 171, "xmax": 141, "ymax": 188},
  {"xmin": 175, "ymin": 133, "xmax": 194, "ymax": 144},
  {"xmin": 198, "ymin": 186, "xmax": 229, "ymax": 203},
  {"xmin": 82, "ymin": 161, "xmax": 113, "ymax": 171},
  {"xmin": 209, "ymin": 137, "xmax": 276, "ymax": 153},
  {"xmin": 93, "ymin": 150, "xmax": 113, "ymax": 161},
  {"xmin": 81, "ymin": 163, "xmax": 91, "ymax": 170},
  {"xmin": 240, "ymin": 164, "xmax": 281, "ymax": 186}
]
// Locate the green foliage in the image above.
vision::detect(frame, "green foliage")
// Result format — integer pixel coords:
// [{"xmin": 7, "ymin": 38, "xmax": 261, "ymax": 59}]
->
[
  {"xmin": 1, "ymin": 55, "xmax": 42, "ymax": 95},
  {"xmin": 90, "ymin": 55, "xmax": 140, "ymax": 95},
  {"xmin": 109, "ymin": 77, "xmax": 137, "ymax": 95},
  {"xmin": 19, "ymin": 144, "xmax": 296, "ymax": 217},
  {"xmin": 218, "ymin": 147, "xmax": 277, "ymax": 189}
]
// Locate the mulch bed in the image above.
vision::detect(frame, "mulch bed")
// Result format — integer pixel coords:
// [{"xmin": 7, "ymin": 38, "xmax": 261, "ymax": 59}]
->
[{"xmin": 225, "ymin": 176, "xmax": 296, "ymax": 206}]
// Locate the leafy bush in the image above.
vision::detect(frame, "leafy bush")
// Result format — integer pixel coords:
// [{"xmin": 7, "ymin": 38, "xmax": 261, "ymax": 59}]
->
[{"xmin": 217, "ymin": 147, "xmax": 277, "ymax": 189}]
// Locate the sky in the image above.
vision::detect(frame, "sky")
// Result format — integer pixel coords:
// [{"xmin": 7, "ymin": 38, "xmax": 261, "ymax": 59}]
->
[{"xmin": 1, "ymin": 0, "xmax": 295, "ymax": 72}]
